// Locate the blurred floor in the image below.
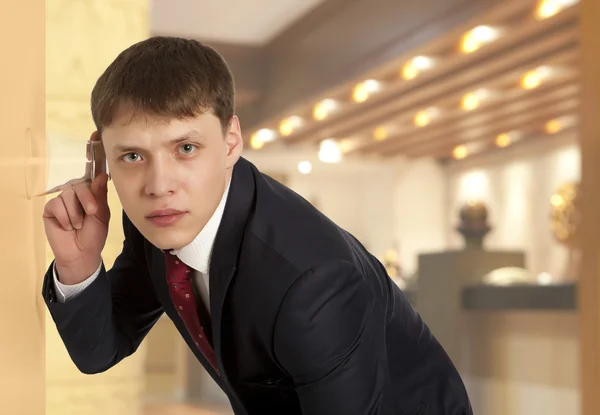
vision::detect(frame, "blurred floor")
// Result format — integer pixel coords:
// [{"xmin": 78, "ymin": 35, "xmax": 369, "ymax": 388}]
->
[{"xmin": 144, "ymin": 403, "xmax": 233, "ymax": 415}]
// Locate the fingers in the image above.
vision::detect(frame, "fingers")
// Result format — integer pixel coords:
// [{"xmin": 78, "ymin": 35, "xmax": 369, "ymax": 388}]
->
[
  {"xmin": 42, "ymin": 165, "xmax": 110, "ymax": 232},
  {"xmin": 68, "ymin": 174, "xmax": 109, "ymax": 223},
  {"xmin": 90, "ymin": 173, "xmax": 109, "ymax": 204},
  {"xmin": 90, "ymin": 173, "xmax": 111, "ymax": 222},
  {"xmin": 72, "ymin": 181, "xmax": 99, "ymax": 216},
  {"xmin": 90, "ymin": 130, "xmax": 100, "ymax": 142},
  {"xmin": 43, "ymin": 197, "xmax": 74, "ymax": 231},
  {"xmin": 43, "ymin": 184, "xmax": 92, "ymax": 231},
  {"xmin": 58, "ymin": 187, "xmax": 85, "ymax": 229}
]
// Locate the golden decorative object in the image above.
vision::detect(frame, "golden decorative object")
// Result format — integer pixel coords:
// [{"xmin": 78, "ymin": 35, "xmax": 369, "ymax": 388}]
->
[
  {"xmin": 549, "ymin": 182, "xmax": 582, "ymax": 280},
  {"xmin": 550, "ymin": 182, "xmax": 581, "ymax": 247}
]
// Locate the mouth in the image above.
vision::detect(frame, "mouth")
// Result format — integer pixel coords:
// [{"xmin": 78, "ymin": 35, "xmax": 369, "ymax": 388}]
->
[{"xmin": 145, "ymin": 208, "xmax": 188, "ymax": 227}]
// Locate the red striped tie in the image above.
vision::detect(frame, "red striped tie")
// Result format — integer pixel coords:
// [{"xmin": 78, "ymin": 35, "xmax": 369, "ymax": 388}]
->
[{"xmin": 164, "ymin": 253, "xmax": 219, "ymax": 374}]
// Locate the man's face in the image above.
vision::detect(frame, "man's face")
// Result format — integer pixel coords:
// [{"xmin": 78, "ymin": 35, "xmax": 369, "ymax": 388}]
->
[{"xmin": 101, "ymin": 108, "xmax": 243, "ymax": 250}]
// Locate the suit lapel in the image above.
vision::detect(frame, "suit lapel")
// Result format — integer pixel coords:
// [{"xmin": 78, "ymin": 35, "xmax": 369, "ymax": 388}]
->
[
  {"xmin": 149, "ymin": 250, "xmax": 170, "ymax": 306},
  {"xmin": 209, "ymin": 158, "xmax": 256, "ymax": 369}
]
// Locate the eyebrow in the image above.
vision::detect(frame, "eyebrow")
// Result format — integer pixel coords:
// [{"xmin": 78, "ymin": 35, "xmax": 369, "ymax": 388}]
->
[{"xmin": 112, "ymin": 131, "xmax": 207, "ymax": 154}]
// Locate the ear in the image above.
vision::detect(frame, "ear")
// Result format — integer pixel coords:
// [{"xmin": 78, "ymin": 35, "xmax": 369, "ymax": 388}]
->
[{"xmin": 224, "ymin": 115, "xmax": 243, "ymax": 169}]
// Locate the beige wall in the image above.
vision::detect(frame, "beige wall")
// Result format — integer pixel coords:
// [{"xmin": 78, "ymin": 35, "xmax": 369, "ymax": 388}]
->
[
  {"xmin": 0, "ymin": 1, "xmax": 46, "ymax": 413},
  {"xmin": 244, "ymin": 149, "xmax": 402, "ymax": 259},
  {"xmin": 288, "ymin": 168, "xmax": 399, "ymax": 256},
  {"xmin": 45, "ymin": 1, "xmax": 150, "ymax": 414}
]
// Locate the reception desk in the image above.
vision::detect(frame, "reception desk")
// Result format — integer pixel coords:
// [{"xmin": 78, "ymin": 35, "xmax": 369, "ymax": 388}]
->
[
  {"xmin": 462, "ymin": 283, "xmax": 577, "ymax": 311},
  {"xmin": 409, "ymin": 249, "xmax": 579, "ymax": 415}
]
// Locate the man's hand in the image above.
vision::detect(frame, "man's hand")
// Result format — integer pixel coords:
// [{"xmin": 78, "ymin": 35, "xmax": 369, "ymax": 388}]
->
[{"xmin": 42, "ymin": 131, "xmax": 111, "ymax": 284}]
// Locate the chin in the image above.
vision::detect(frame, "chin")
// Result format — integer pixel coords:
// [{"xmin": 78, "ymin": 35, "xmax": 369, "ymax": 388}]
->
[{"xmin": 141, "ymin": 227, "xmax": 195, "ymax": 251}]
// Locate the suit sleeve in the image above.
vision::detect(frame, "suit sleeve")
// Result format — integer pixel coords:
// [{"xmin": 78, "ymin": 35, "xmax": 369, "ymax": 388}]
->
[
  {"xmin": 42, "ymin": 213, "xmax": 164, "ymax": 374},
  {"xmin": 273, "ymin": 261, "xmax": 395, "ymax": 415}
]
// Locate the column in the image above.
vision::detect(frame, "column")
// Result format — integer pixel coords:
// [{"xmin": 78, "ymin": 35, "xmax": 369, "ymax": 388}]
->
[
  {"xmin": 45, "ymin": 1, "xmax": 150, "ymax": 414},
  {"xmin": 579, "ymin": 0, "xmax": 600, "ymax": 414},
  {"xmin": 0, "ymin": 1, "xmax": 45, "ymax": 413}
]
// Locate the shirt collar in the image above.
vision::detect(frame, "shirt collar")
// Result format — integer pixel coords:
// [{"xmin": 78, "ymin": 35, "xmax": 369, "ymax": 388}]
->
[{"xmin": 169, "ymin": 180, "xmax": 230, "ymax": 274}]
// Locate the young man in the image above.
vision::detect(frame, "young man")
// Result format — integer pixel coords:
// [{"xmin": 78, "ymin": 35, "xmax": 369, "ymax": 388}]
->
[{"xmin": 42, "ymin": 36, "xmax": 472, "ymax": 414}]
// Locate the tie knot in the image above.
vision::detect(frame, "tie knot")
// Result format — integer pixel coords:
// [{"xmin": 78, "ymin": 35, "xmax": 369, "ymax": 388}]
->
[{"xmin": 164, "ymin": 252, "xmax": 192, "ymax": 282}]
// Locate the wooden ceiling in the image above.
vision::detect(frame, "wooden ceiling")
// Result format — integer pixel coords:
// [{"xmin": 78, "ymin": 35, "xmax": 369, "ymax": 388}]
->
[{"xmin": 247, "ymin": 0, "xmax": 580, "ymax": 162}]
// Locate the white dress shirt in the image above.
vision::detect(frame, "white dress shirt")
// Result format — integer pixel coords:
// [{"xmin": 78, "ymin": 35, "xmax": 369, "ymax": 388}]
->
[{"xmin": 53, "ymin": 181, "xmax": 231, "ymax": 314}]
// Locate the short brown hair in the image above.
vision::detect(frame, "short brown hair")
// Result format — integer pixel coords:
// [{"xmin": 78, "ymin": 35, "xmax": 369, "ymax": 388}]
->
[{"xmin": 91, "ymin": 36, "xmax": 235, "ymax": 132}]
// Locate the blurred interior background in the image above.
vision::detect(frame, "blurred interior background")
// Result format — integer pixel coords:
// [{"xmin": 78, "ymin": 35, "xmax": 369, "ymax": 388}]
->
[{"xmin": 2, "ymin": 0, "xmax": 599, "ymax": 414}]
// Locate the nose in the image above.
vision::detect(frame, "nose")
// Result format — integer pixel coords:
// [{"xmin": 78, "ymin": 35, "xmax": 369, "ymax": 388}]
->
[{"xmin": 144, "ymin": 156, "xmax": 177, "ymax": 197}]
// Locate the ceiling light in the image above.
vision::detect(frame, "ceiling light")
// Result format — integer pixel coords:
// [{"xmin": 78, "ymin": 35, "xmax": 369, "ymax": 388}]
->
[
  {"xmin": 496, "ymin": 131, "xmax": 523, "ymax": 147},
  {"xmin": 279, "ymin": 116, "xmax": 303, "ymax": 136},
  {"xmin": 495, "ymin": 133, "xmax": 512, "ymax": 148},
  {"xmin": 313, "ymin": 99, "xmax": 338, "ymax": 121},
  {"xmin": 453, "ymin": 145, "xmax": 469, "ymax": 159},
  {"xmin": 318, "ymin": 139, "xmax": 342, "ymax": 163},
  {"xmin": 461, "ymin": 25, "xmax": 501, "ymax": 54},
  {"xmin": 521, "ymin": 66, "xmax": 553, "ymax": 89},
  {"xmin": 337, "ymin": 137, "xmax": 362, "ymax": 154},
  {"xmin": 255, "ymin": 128, "xmax": 276, "ymax": 142},
  {"xmin": 545, "ymin": 116, "xmax": 576, "ymax": 134},
  {"xmin": 298, "ymin": 161, "xmax": 312, "ymax": 174},
  {"xmin": 545, "ymin": 119, "xmax": 563, "ymax": 134},
  {"xmin": 373, "ymin": 126, "xmax": 388, "ymax": 141},
  {"xmin": 402, "ymin": 56, "xmax": 435, "ymax": 80},
  {"xmin": 249, "ymin": 128, "xmax": 276, "ymax": 150},
  {"xmin": 414, "ymin": 107, "xmax": 440, "ymax": 127},
  {"xmin": 462, "ymin": 94, "xmax": 479, "ymax": 111},
  {"xmin": 461, "ymin": 89, "xmax": 490, "ymax": 111},
  {"xmin": 249, "ymin": 134, "xmax": 264, "ymax": 150},
  {"xmin": 352, "ymin": 80, "xmax": 381, "ymax": 103},
  {"xmin": 536, "ymin": 0, "xmax": 579, "ymax": 20}
]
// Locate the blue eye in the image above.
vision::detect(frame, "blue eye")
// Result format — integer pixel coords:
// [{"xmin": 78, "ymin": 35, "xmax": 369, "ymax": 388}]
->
[
  {"xmin": 179, "ymin": 144, "xmax": 196, "ymax": 155},
  {"xmin": 122, "ymin": 153, "xmax": 141, "ymax": 163}
]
